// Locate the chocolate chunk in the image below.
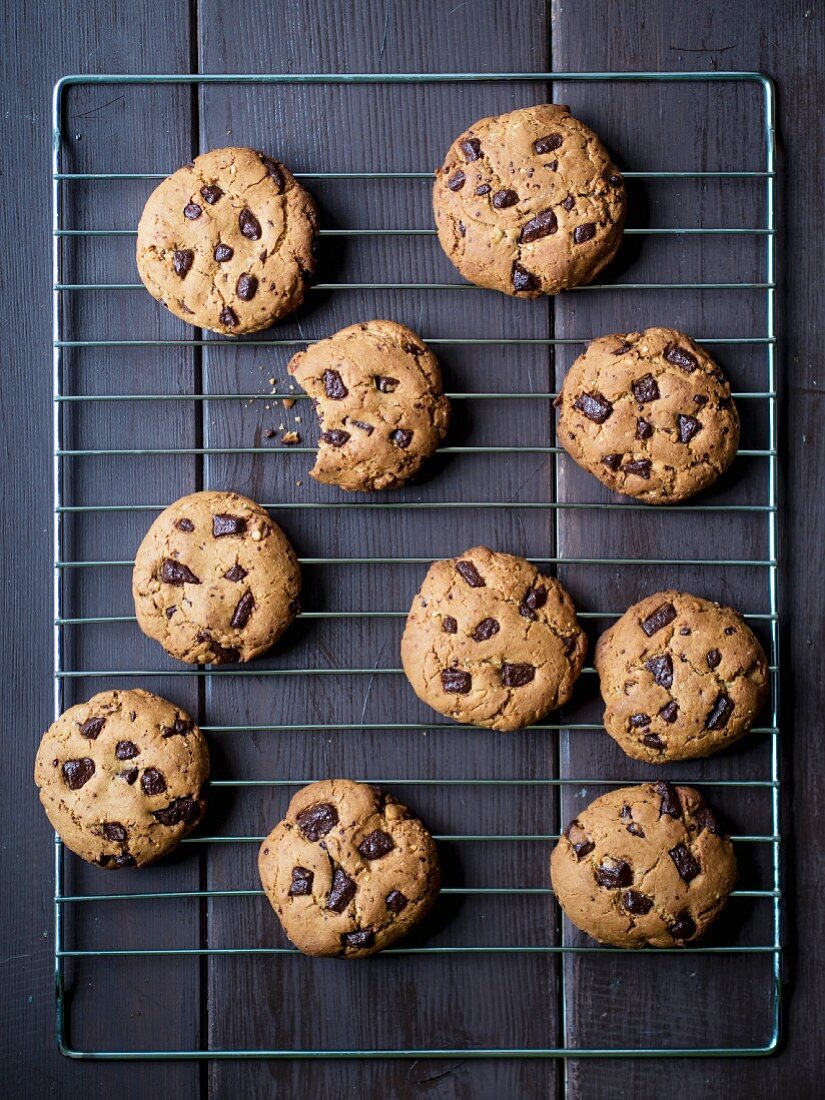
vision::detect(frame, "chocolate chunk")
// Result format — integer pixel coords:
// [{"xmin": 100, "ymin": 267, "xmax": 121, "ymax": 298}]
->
[
  {"xmin": 622, "ymin": 458, "xmax": 651, "ymax": 478},
  {"xmin": 519, "ymin": 208, "xmax": 558, "ymax": 243},
  {"xmin": 472, "ymin": 617, "xmax": 500, "ymax": 642},
  {"xmin": 645, "ymin": 653, "xmax": 674, "ymax": 689},
  {"xmin": 501, "ymin": 662, "xmax": 535, "ymax": 687},
  {"xmin": 670, "ymin": 913, "xmax": 696, "ymax": 940},
  {"xmin": 173, "ymin": 249, "xmax": 194, "ymax": 278},
  {"xmin": 447, "ymin": 170, "xmax": 466, "ymax": 191},
  {"xmin": 677, "ymin": 414, "xmax": 702, "ymax": 444},
  {"xmin": 631, "ymin": 374, "xmax": 661, "ymax": 404},
  {"xmin": 403, "ymin": 341, "xmax": 424, "ymax": 357},
  {"xmin": 492, "ymin": 189, "xmax": 518, "ymax": 209},
  {"xmin": 219, "ymin": 307, "xmax": 239, "ymax": 330},
  {"xmin": 602, "ymin": 453, "xmax": 623, "ymax": 471},
  {"xmin": 323, "ymin": 369, "xmax": 348, "ymax": 399},
  {"xmin": 636, "ymin": 417, "xmax": 654, "ymax": 440},
  {"xmin": 351, "ymin": 419, "xmax": 374, "ymax": 435},
  {"xmin": 545, "ymin": 159, "xmax": 558, "ymax": 171},
  {"xmin": 341, "ymin": 929, "xmax": 375, "ymax": 949},
  {"xmin": 101, "ymin": 822, "xmax": 128, "ymax": 842},
  {"xmin": 115, "ymin": 740, "xmax": 139, "ymax": 760},
  {"xmin": 326, "ymin": 868, "xmax": 357, "ymax": 912},
  {"xmin": 622, "ymin": 889, "xmax": 653, "ymax": 915},
  {"xmin": 665, "ymin": 343, "xmax": 698, "ymax": 372},
  {"xmin": 441, "ymin": 668, "xmax": 472, "ymax": 694},
  {"xmin": 460, "ymin": 137, "xmax": 482, "ymax": 161},
  {"xmin": 574, "ymin": 391, "xmax": 613, "ymax": 423},
  {"xmin": 236, "ymin": 273, "xmax": 258, "ymax": 301},
  {"xmin": 630, "ymin": 713, "xmax": 651, "ymax": 728},
  {"xmin": 289, "ymin": 866, "xmax": 314, "ymax": 896},
  {"xmin": 212, "ymin": 514, "xmax": 247, "ymax": 538},
  {"xmin": 223, "ymin": 563, "xmax": 248, "ymax": 582},
  {"xmin": 374, "ymin": 375, "xmax": 400, "ymax": 393},
  {"xmin": 534, "ymin": 133, "xmax": 563, "ymax": 154},
  {"xmin": 656, "ymin": 780, "xmax": 682, "ymax": 818},
  {"xmin": 160, "ymin": 559, "xmax": 201, "ymax": 586},
  {"xmin": 202, "ymin": 638, "xmax": 240, "ymax": 664},
  {"xmin": 259, "ymin": 154, "xmax": 284, "ymax": 190},
  {"xmin": 230, "ymin": 591, "xmax": 255, "ymax": 629},
  {"xmin": 680, "ymin": 626, "xmax": 692, "ymax": 635},
  {"xmin": 456, "ymin": 560, "xmax": 485, "ymax": 587},
  {"xmin": 175, "ymin": 517, "xmax": 195, "ymax": 532},
  {"xmin": 442, "ymin": 616, "xmax": 458, "ymax": 634},
  {"xmin": 562, "ymin": 195, "xmax": 575, "ymax": 211},
  {"xmin": 724, "ymin": 626, "xmax": 735, "ymax": 636},
  {"xmin": 692, "ymin": 803, "xmax": 720, "ymax": 835},
  {"xmin": 594, "ymin": 858, "xmax": 633, "ymax": 888},
  {"xmin": 140, "ymin": 768, "xmax": 167, "ymax": 796},
  {"xmin": 512, "ymin": 263, "xmax": 539, "ymax": 292},
  {"xmin": 183, "ymin": 203, "xmax": 201, "ymax": 220},
  {"xmin": 120, "ymin": 767, "xmax": 138, "ymax": 785},
  {"xmin": 99, "ymin": 853, "xmax": 136, "ymax": 869},
  {"xmin": 706, "ymin": 693, "xmax": 734, "ymax": 730},
  {"xmin": 161, "ymin": 717, "xmax": 193, "ymax": 738},
  {"xmin": 706, "ymin": 649, "xmax": 722, "ymax": 669},
  {"xmin": 214, "ymin": 243, "xmax": 234, "ymax": 262},
  {"xmin": 358, "ymin": 830, "xmax": 394, "ymax": 860},
  {"xmin": 519, "ymin": 583, "xmax": 548, "ymax": 620},
  {"xmin": 475, "ymin": 183, "xmax": 491, "ymax": 195},
  {"xmin": 641, "ymin": 602, "xmax": 677, "ymax": 637},
  {"xmin": 609, "ymin": 173, "xmax": 623, "ymax": 186},
  {"xmin": 694, "ymin": 394, "xmax": 709, "ymax": 406},
  {"xmin": 238, "ymin": 208, "xmax": 262, "ymax": 240},
  {"xmin": 659, "ymin": 700, "xmax": 679, "ymax": 723},
  {"xmin": 152, "ymin": 796, "xmax": 200, "ymax": 826},
  {"xmin": 390, "ymin": 428, "xmax": 413, "ymax": 449},
  {"xmin": 573, "ymin": 223, "xmax": 596, "ymax": 244},
  {"xmin": 669, "ymin": 843, "xmax": 701, "ymax": 882},
  {"xmin": 627, "ymin": 822, "xmax": 646, "ymax": 837},
  {"xmin": 643, "ymin": 733, "xmax": 666, "ymax": 751},
  {"xmin": 62, "ymin": 758, "xmax": 95, "ymax": 790},
  {"xmin": 297, "ymin": 802, "xmax": 339, "ymax": 842},
  {"xmin": 80, "ymin": 716, "xmax": 106, "ymax": 739},
  {"xmin": 320, "ymin": 429, "xmax": 350, "ymax": 447},
  {"xmin": 200, "ymin": 184, "xmax": 223, "ymax": 204},
  {"xmin": 386, "ymin": 889, "xmax": 408, "ymax": 913},
  {"xmin": 565, "ymin": 819, "xmax": 594, "ymax": 859},
  {"xmin": 620, "ymin": 803, "xmax": 632, "ymax": 820}
]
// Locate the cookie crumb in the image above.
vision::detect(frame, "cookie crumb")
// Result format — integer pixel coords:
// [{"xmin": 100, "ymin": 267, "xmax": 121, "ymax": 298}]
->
[{"xmin": 281, "ymin": 431, "xmax": 301, "ymax": 445}]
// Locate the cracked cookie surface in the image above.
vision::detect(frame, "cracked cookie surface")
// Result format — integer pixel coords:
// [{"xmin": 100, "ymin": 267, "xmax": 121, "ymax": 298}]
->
[
  {"xmin": 287, "ymin": 320, "xmax": 451, "ymax": 492},
  {"xmin": 132, "ymin": 490, "xmax": 301, "ymax": 665},
  {"xmin": 556, "ymin": 328, "xmax": 740, "ymax": 503},
  {"xmin": 258, "ymin": 779, "xmax": 440, "ymax": 958},
  {"xmin": 433, "ymin": 104, "xmax": 625, "ymax": 296},
  {"xmin": 551, "ymin": 782, "xmax": 736, "ymax": 948},
  {"xmin": 136, "ymin": 146, "xmax": 318, "ymax": 334},
  {"xmin": 400, "ymin": 546, "xmax": 587, "ymax": 731},
  {"xmin": 34, "ymin": 689, "xmax": 208, "ymax": 868},
  {"xmin": 595, "ymin": 590, "xmax": 769, "ymax": 763}
]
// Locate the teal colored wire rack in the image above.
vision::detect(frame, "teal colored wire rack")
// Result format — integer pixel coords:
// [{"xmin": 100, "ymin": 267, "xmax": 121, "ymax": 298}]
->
[{"xmin": 51, "ymin": 71, "xmax": 780, "ymax": 1061}]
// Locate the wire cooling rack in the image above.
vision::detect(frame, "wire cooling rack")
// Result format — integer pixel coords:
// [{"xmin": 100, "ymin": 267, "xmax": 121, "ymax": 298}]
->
[{"xmin": 51, "ymin": 72, "xmax": 779, "ymax": 1060}]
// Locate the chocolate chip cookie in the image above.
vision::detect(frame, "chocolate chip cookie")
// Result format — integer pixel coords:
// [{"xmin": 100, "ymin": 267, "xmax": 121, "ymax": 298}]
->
[
  {"xmin": 433, "ymin": 104, "xmax": 625, "ymax": 296},
  {"xmin": 136, "ymin": 147, "xmax": 318, "ymax": 334},
  {"xmin": 595, "ymin": 590, "xmax": 769, "ymax": 763},
  {"xmin": 551, "ymin": 782, "xmax": 737, "ymax": 948},
  {"xmin": 258, "ymin": 779, "xmax": 440, "ymax": 958},
  {"xmin": 132, "ymin": 490, "xmax": 300, "ymax": 664},
  {"xmin": 555, "ymin": 328, "xmax": 740, "ymax": 503},
  {"xmin": 34, "ymin": 689, "xmax": 208, "ymax": 868},
  {"xmin": 400, "ymin": 547, "xmax": 587, "ymax": 731},
  {"xmin": 287, "ymin": 320, "xmax": 451, "ymax": 492}
]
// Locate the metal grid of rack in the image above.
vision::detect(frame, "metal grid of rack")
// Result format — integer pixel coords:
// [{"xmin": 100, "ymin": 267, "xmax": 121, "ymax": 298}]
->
[{"xmin": 51, "ymin": 72, "xmax": 779, "ymax": 1060}]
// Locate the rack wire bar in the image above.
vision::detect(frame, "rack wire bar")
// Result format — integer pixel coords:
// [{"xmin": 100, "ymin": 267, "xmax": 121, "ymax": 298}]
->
[{"xmin": 52, "ymin": 71, "xmax": 780, "ymax": 1061}]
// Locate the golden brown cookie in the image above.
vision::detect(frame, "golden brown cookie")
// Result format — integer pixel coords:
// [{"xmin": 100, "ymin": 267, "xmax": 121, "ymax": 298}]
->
[
  {"xmin": 287, "ymin": 320, "xmax": 451, "ymax": 492},
  {"xmin": 136, "ymin": 146, "xmax": 318, "ymax": 334},
  {"xmin": 551, "ymin": 782, "xmax": 737, "ymax": 948},
  {"xmin": 433, "ymin": 104, "xmax": 625, "ymax": 296},
  {"xmin": 400, "ymin": 547, "xmax": 587, "ymax": 731},
  {"xmin": 594, "ymin": 590, "xmax": 769, "ymax": 763},
  {"xmin": 132, "ymin": 490, "xmax": 300, "ymax": 665},
  {"xmin": 555, "ymin": 328, "xmax": 740, "ymax": 503},
  {"xmin": 34, "ymin": 689, "xmax": 208, "ymax": 868},
  {"xmin": 258, "ymin": 779, "xmax": 440, "ymax": 958}
]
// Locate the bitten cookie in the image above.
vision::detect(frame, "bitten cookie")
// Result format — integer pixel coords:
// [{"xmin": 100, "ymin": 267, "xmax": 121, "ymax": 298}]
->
[
  {"xmin": 132, "ymin": 490, "xmax": 300, "ymax": 665},
  {"xmin": 400, "ymin": 547, "xmax": 587, "ymax": 731},
  {"xmin": 433, "ymin": 104, "xmax": 625, "ymax": 296},
  {"xmin": 258, "ymin": 779, "xmax": 440, "ymax": 958},
  {"xmin": 594, "ymin": 590, "xmax": 769, "ymax": 763},
  {"xmin": 287, "ymin": 320, "xmax": 451, "ymax": 492},
  {"xmin": 551, "ymin": 782, "xmax": 736, "ymax": 948},
  {"xmin": 34, "ymin": 689, "xmax": 208, "ymax": 868},
  {"xmin": 136, "ymin": 147, "xmax": 318, "ymax": 334},
  {"xmin": 555, "ymin": 328, "xmax": 740, "ymax": 503}
]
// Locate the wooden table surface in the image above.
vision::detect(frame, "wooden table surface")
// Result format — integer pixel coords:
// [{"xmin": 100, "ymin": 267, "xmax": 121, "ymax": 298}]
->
[{"xmin": 3, "ymin": 1, "xmax": 823, "ymax": 1096}]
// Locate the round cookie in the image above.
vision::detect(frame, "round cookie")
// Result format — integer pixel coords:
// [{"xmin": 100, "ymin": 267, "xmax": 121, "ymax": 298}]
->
[
  {"xmin": 433, "ymin": 103, "xmax": 626, "ymax": 297},
  {"xmin": 287, "ymin": 320, "xmax": 451, "ymax": 492},
  {"xmin": 400, "ymin": 547, "xmax": 587, "ymax": 731},
  {"xmin": 595, "ymin": 590, "xmax": 769, "ymax": 763},
  {"xmin": 258, "ymin": 779, "xmax": 440, "ymax": 958},
  {"xmin": 551, "ymin": 782, "xmax": 737, "ymax": 948},
  {"xmin": 136, "ymin": 147, "xmax": 318, "ymax": 334},
  {"xmin": 555, "ymin": 328, "xmax": 740, "ymax": 503},
  {"xmin": 34, "ymin": 689, "xmax": 208, "ymax": 869},
  {"xmin": 132, "ymin": 490, "xmax": 300, "ymax": 665}
]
